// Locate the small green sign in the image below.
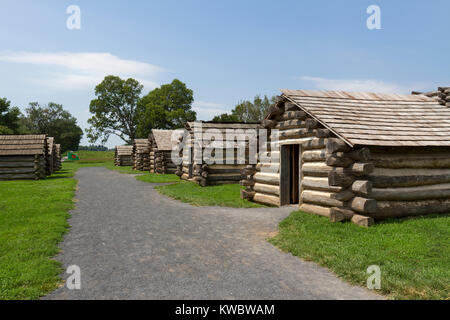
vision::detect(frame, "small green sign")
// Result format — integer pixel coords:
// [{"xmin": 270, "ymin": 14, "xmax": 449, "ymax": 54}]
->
[{"xmin": 67, "ymin": 152, "xmax": 80, "ymax": 161}]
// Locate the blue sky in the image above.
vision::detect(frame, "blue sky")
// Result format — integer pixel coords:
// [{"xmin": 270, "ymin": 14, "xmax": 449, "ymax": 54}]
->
[{"xmin": 1, "ymin": 0, "xmax": 449, "ymax": 147}]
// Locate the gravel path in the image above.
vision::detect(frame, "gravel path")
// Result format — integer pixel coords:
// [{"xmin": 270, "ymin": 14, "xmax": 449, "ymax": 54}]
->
[{"xmin": 45, "ymin": 167, "xmax": 381, "ymax": 300}]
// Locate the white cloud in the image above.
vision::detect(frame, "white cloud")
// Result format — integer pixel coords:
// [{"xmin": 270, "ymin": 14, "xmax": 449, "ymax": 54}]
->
[
  {"xmin": 299, "ymin": 76, "xmax": 412, "ymax": 94},
  {"xmin": 0, "ymin": 51, "xmax": 164, "ymax": 90},
  {"xmin": 193, "ymin": 101, "xmax": 229, "ymax": 120}
]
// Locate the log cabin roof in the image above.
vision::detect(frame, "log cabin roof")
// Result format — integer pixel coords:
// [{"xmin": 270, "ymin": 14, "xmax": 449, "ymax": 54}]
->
[
  {"xmin": 186, "ymin": 121, "xmax": 260, "ymax": 130},
  {"xmin": 151, "ymin": 129, "xmax": 176, "ymax": 151},
  {"xmin": 133, "ymin": 139, "xmax": 150, "ymax": 153},
  {"xmin": 280, "ymin": 89, "xmax": 450, "ymax": 147},
  {"xmin": 0, "ymin": 134, "xmax": 47, "ymax": 155},
  {"xmin": 115, "ymin": 145, "xmax": 133, "ymax": 156}
]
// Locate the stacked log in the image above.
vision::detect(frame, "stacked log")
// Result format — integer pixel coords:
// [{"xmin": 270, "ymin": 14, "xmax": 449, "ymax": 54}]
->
[
  {"xmin": 365, "ymin": 147, "xmax": 450, "ymax": 219},
  {"xmin": 0, "ymin": 135, "xmax": 48, "ymax": 181},
  {"xmin": 177, "ymin": 129, "xmax": 192, "ymax": 180},
  {"xmin": 412, "ymin": 86, "xmax": 450, "ymax": 107},
  {"xmin": 182, "ymin": 122, "xmax": 259, "ymax": 186},
  {"xmin": 133, "ymin": 139, "xmax": 151, "ymax": 171},
  {"xmin": 241, "ymin": 97, "xmax": 376, "ymax": 226},
  {"xmin": 150, "ymin": 129, "xmax": 180, "ymax": 175},
  {"xmin": 46, "ymin": 137, "xmax": 55, "ymax": 176},
  {"xmin": 321, "ymin": 138, "xmax": 376, "ymax": 226},
  {"xmin": 54, "ymin": 144, "xmax": 62, "ymax": 171},
  {"xmin": 114, "ymin": 146, "xmax": 133, "ymax": 166},
  {"xmin": 438, "ymin": 87, "xmax": 450, "ymax": 107}
]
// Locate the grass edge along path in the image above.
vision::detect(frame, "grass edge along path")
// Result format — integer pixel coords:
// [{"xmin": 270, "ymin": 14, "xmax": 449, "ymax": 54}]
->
[
  {"xmin": 0, "ymin": 163, "xmax": 78, "ymax": 300},
  {"xmin": 0, "ymin": 151, "xmax": 186, "ymax": 300},
  {"xmin": 155, "ymin": 180, "xmax": 265, "ymax": 208},
  {"xmin": 269, "ymin": 210, "xmax": 450, "ymax": 300}
]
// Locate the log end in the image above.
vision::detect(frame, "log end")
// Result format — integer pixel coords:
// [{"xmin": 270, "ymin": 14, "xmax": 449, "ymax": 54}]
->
[{"xmin": 351, "ymin": 214, "xmax": 375, "ymax": 227}]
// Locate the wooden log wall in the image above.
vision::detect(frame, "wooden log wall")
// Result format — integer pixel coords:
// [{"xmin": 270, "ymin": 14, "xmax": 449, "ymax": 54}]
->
[
  {"xmin": 413, "ymin": 86, "xmax": 450, "ymax": 107},
  {"xmin": 46, "ymin": 138, "xmax": 54, "ymax": 176},
  {"xmin": 178, "ymin": 133, "xmax": 192, "ymax": 180},
  {"xmin": 0, "ymin": 154, "xmax": 47, "ymax": 180},
  {"xmin": 240, "ymin": 97, "xmax": 375, "ymax": 226},
  {"xmin": 364, "ymin": 146, "xmax": 450, "ymax": 219},
  {"xmin": 152, "ymin": 149, "xmax": 177, "ymax": 174},
  {"xmin": 53, "ymin": 144, "xmax": 62, "ymax": 171},
  {"xmin": 115, "ymin": 146, "xmax": 133, "ymax": 166},
  {"xmin": 182, "ymin": 124, "xmax": 259, "ymax": 187},
  {"xmin": 148, "ymin": 135, "xmax": 156, "ymax": 173},
  {"xmin": 133, "ymin": 140, "xmax": 151, "ymax": 171}
]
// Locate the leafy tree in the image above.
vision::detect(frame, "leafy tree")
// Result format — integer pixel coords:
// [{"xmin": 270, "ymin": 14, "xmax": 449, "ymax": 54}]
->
[
  {"xmin": 0, "ymin": 98, "xmax": 21, "ymax": 134},
  {"xmin": 136, "ymin": 79, "xmax": 196, "ymax": 138},
  {"xmin": 211, "ymin": 113, "xmax": 239, "ymax": 123},
  {"xmin": 87, "ymin": 75, "xmax": 143, "ymax": 144},
  {"xmin": 211, "ymin": 95, "xmax": 276, "ymax": 123},
  {"xmin": 78, "ymin": 145, "xmax": 109, "ymax": 151},
  {"xmin": 19, "ymin": 102, "xmax": 83, "ymax": 152}
]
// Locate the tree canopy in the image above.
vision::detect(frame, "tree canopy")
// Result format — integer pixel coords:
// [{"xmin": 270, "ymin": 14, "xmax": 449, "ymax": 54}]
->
[
  {"xmin": 136, "ymin": 79, "xmax": 196, "ymax": 138},
  {"xmin": 0, "ymin": 98, "xmax": 21, "ymax": 134},
  {"xmin": 87, "ymin": 75, "xmax": 143, "ymax": 144},
  {"xmin": 19, "ymin": 102, "xmax": 83, "ymax": 152},
  {"xmin": 211, "ymin": 95, "xmax": 275, "ymax": 123}
]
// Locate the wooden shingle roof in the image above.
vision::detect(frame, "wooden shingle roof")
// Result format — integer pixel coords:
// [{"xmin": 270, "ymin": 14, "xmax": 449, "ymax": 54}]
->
[
  {"xmin": 0, "ymin": 134, "xmax": 47, "ymax": 155},
  {"xmin": 115, "ymin": 145, "xmax": 133, "ymax": 155},
  {"xmin": 133, "ymin": 139, "xmax": 150, "ymax": 153},
  {"xmin": 281, "ymin": 89, "xmax": 450, "ymax": 147},
  {"xmin": 186, "ymin": 122, "xmax": 260, "ymax": 130},
  {"xmin": 152, "ymin": 129, "xmax": 176, "ymax": 151}
]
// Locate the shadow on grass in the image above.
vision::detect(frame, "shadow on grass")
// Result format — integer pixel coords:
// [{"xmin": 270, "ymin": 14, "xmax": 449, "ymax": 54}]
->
[
  {"xmin": 46, "ymin": 175, "xmax": 72, "ymax": 180},
  {"xmin": 378, "ymin": 212, "xmax": 450, "ymax": 225}
]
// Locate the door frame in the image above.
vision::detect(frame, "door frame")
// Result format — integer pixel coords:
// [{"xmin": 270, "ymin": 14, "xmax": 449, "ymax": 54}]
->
[{"xmin": 280, "ymin": 144, "xmax": 302, "ymax": 206}]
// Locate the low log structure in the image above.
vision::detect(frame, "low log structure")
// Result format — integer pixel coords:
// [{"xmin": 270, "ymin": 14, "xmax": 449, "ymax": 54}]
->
[
  {"xmin": 133, "ymin": 139, "xmax": 150, "ymax": 171},
  {"xmin": 241, "ymin": 89, "xmax": 450, "ymax": 226},
  {"xmin": 177, "ymin": 122, "xmax": 260, "ymax": 186},
  {"xmin": 0, "ymin": 134, "xmax": 48, "ymax": 180},
  {"xmin": 114, "ymin": 145, "xmax": 133, "ymax": 166},
  {"xmin": 149, "ymin": 129, "xmax": 178, "ymax": 174},
  {"xmin": 46, "ymin": 137, "xmax": 56, "ymax": 176},
  {"xmin": 54, "ymin": 144, "xmax": 62, "ymax": 171}
]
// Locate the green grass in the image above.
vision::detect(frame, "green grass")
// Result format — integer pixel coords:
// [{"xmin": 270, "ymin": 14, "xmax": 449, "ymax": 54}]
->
[
  {"xmin": 0, "ymin": 151, "xmax": 181, "ymax": 300},
  {"xmin": 269, "ymin": 211, "xmax": 450, "ymax": 300},
  {"xmin": 155, "ymin": 180, "xmax": 265, "ymax": 208},
  {"xmin": 136, "ymin": 173, "xmax": 181, "ymax": 183},
  {"xmin": 64, "ymin": 150, "xmax": 180, "ymax": 182},
  {"xmin": 0, "ymin": 164, "xmax": 77, "ymax": 300}
]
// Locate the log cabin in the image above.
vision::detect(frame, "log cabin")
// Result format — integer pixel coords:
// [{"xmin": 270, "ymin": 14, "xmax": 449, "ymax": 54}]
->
[
  {"xmin": 0, "ymin": 134, "xmax": 48, "ymax": 180},
  {"xmin": 46, "ymin": 137, "xmax": 56, "ymax": 176},
  {"xmin": 241, "ymin": 89, "xmax": 450, "ymax": 226},
  {"xmin": 133, "ymin": 139, "xmax": 150, "ymax": 171},
  {"xmin": 149, "ymin": 129, "xmax": 178, "ymax": 174},
  {"xmin": 114, "ymin": 145, "xmax": 133, "ymax": 166},
  {"xmin": 54, "ymin": 144, "xmax": 62, "ymax": 171},
  {"xmin": 176, "ymin": 121, "xmax": 260, "ymax": 186}
]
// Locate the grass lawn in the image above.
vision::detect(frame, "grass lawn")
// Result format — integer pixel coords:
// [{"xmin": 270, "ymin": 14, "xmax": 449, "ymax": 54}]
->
[
  {"xmin": 0, "ymin": 151, "xmax": 182, "ymax": 299},
  {"xmin": 0, "ymin": 164, "xmax": 77, "ymax": 300},
  {"xmin": 269, "ymin": 211, "xmax": 450, "ymax": 300},
  {"xmin": 155, "ymin": 180, "xmax": 265, "ymax": 208},
  {"xmin": 64, "ymin": 150, "xmax": 180, "ymax": 182}
]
